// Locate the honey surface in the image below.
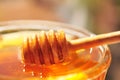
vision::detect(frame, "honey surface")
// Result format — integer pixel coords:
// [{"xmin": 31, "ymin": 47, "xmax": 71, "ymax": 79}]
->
[{"xmin": 0, "ymin": 31, "xmax": 109, "ymax": 80}]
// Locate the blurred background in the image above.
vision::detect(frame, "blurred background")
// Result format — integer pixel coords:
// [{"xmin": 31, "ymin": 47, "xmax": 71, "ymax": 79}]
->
[{"xmin": 0, "ymin": 0, "xmax": 120, "ymax": 80}]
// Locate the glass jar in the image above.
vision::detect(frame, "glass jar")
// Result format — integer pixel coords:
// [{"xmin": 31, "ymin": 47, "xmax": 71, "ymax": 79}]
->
[{"xmin": 0, "ymin": 20, "xmax": 111, "ymax": 80}]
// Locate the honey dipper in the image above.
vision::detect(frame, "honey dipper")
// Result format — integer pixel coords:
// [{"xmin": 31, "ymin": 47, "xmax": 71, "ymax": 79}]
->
[{"xmin": 22, "ymin": 30, "xmax": 120, "ymax": 66}]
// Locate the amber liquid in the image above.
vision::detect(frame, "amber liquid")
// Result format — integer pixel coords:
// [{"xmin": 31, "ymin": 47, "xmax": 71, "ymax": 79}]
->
[{"xmin": 0, "ymin": 31, "xmax": 111, "ymax": 80}]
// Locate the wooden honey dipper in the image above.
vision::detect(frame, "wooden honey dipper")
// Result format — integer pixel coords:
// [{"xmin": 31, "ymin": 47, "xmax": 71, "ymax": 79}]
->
[{"xmin": 22, "ymin": 30, "xmax": 120, "ymax": 66}]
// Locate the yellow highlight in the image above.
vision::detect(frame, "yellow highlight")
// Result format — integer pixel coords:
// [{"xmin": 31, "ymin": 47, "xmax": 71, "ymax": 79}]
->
[
  {"xmin": 0, "ymin": 31, "xmax": 40, "ymax": 48},
  {"xmin": 48, "ymin": 72, "xmax": 87, "ymax": 80},
  {"xmin": 65, "ymin": 73, "xmax": 87, "ymax": 80},
  {"xmin": 0, "ymin": 33, "xmax": 23, "ymax": 48},
  {"xmin": 76, "ymin": 49, "xmax": 85, "ymax": 54}
]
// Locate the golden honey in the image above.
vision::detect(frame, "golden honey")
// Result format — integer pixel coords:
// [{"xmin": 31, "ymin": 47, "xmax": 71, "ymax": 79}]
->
[{"xmin": 0, "ymin": 20, "xmax": 111, "ymax": 80}]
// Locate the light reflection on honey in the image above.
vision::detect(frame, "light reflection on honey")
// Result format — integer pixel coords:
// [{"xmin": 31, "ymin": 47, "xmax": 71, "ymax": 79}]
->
[{"xmin": 0, "ymin": 30, "xmax": 111, "ymax": 80}]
